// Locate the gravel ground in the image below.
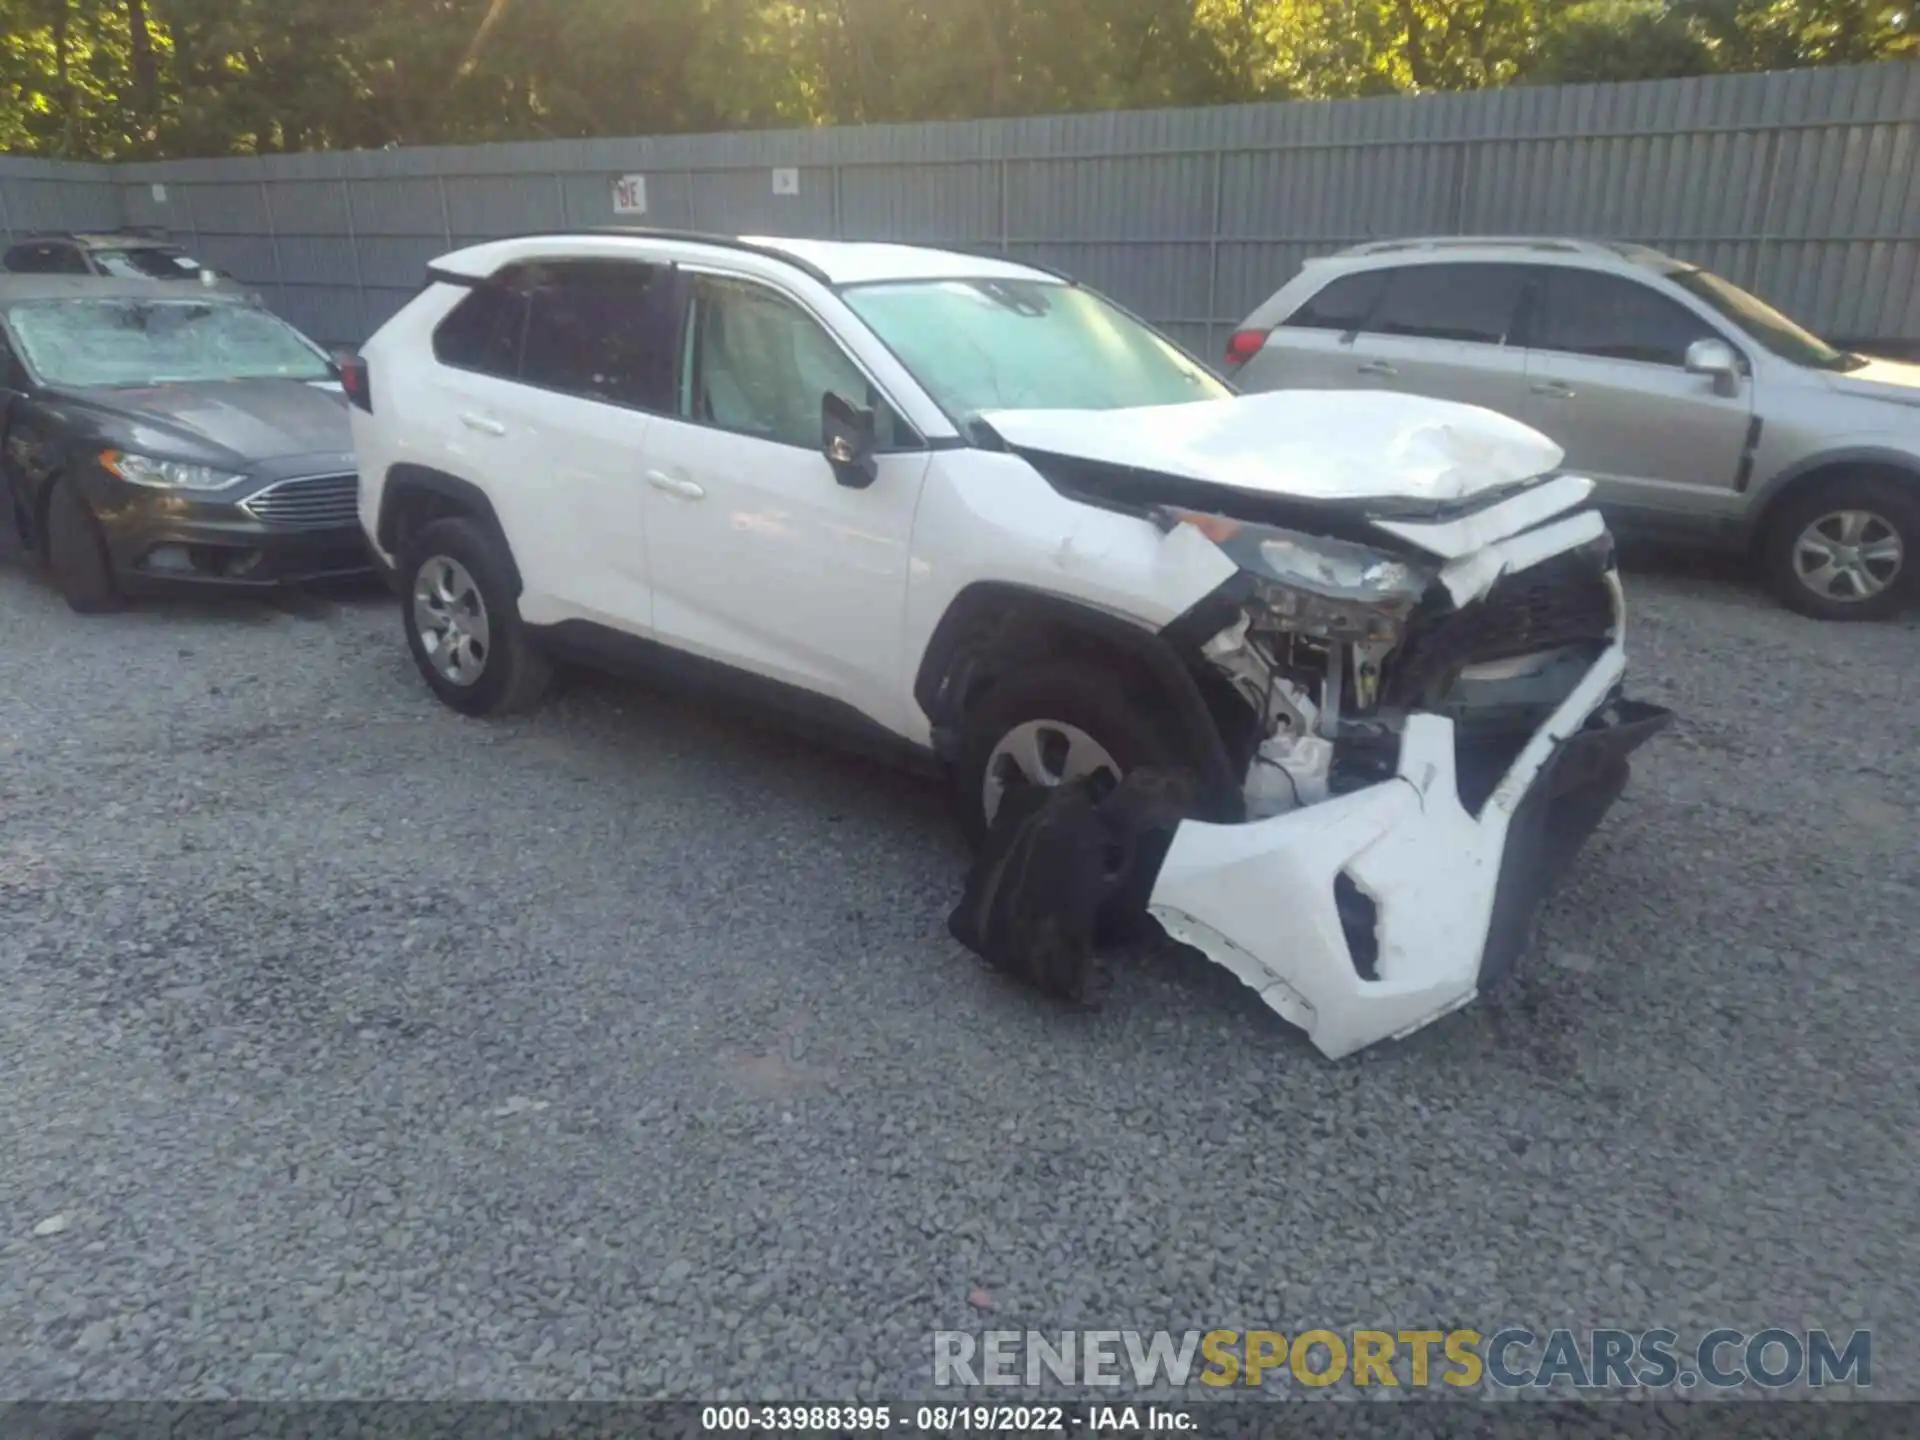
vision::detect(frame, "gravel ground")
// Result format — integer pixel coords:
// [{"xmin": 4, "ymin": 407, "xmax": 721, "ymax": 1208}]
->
[{"xmin": 0, "ymin": 542, "xmax": 1915, "ymax": 1405}]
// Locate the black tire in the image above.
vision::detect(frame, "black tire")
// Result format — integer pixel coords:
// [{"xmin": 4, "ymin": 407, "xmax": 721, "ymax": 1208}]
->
[
  {"xmin": 953, "ymin": 661, "xmax": 1190, "ymax": 940},
  {"xmin": 1761, "ymin": 473, "xmax": 1920, "ymax": 622},
  {"xmin": 399, "ymin": 516, "xmax": 551, "ymax": 717},
  {"xmin": 44, "ymin": 478, "xmax": 124, "ymax": 614}
]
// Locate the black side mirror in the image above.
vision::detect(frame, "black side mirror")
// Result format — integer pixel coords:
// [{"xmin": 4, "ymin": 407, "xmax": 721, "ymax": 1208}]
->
[{"xmin": 822, "ymin": 391, "xmax": 878, "ymax": 489}]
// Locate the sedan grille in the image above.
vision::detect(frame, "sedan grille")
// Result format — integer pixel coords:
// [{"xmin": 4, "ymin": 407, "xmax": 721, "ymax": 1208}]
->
[
  {"xmin": 1382, "ymin": 549, "xmax": 1615, "ymax": 709},
  {"xmin": 241, "ymin": 473, "xmax": 359, "ymax": 530}
]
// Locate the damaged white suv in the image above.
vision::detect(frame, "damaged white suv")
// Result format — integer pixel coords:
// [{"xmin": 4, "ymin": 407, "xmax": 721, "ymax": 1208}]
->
[{"xmin": 350, "ymin": 229, "xmax": 1671, "ymax": 1059}]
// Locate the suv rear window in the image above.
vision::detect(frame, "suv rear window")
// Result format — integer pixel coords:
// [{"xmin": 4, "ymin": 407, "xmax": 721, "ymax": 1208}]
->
[
  {"xmin": 4, "ymin": 243, "xmax": 89, "ymax": 275},
  {"xmin": 432, "ymin": 260, "xmax": 679, "ymax": 410},
  {"xmin": 1283, "ymin": 270, "xmax": 1387, "ymax": 332},
  {"xmin": 433, "ymin": 280, "xmax": 528, "ymax": 375},
  {"xmin": 1368, "ymin": 264, "xmax": 1529, "ymax": 345}
]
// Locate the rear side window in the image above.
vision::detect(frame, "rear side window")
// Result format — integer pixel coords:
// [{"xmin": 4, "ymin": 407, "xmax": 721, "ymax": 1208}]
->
[
  {"xmin": 1528, "ymin": 268, "xmax": 1719, "ymax": 367},
  {"xmin": 432, "ymin": 280, "xmax": 527, "ymax": 375},
  {"xmin": 1283, "ymin": 270, "xmax": 1388, "ymax": 332},
  {"xmin": 519, "ymin": 260, "xmax": 680, "ymax": 410},
  {"xmin": 1369, "ymin": 264, "xmax": 1529, "ymax": 345}
]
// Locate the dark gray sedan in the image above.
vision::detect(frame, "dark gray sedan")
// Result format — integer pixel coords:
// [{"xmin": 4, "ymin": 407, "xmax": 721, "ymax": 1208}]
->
[{"xmin": 0, "ymin": 276, "xmax": 369, "ymax": 612}]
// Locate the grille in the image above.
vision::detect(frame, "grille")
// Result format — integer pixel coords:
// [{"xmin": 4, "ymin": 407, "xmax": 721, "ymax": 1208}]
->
[
  {"xmin": 241, "ymin": 473, "xmax": 359, "ymax": 529},
  {"xmin": 1382, "ymin": 551, "xmax": 1615, "ymax": 708}
]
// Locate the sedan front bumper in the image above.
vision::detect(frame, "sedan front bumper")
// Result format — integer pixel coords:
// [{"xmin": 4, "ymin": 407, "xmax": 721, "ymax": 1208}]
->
[
  {"xmin": 93, "ymin": 475, "xmax": 374, "ymax": 593},
  {"xmin": 1148, "ymin": 643, "xmax": 1672, "ymax": 1060}
]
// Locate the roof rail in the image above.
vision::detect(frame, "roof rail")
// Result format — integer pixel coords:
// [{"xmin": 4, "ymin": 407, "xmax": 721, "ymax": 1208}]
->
[
  {"xmin": 580, "ymin": 226, "xmax": 836, "ymax": 285},
  {"xmin": 1336, "ymin": 236, "xmax": 1614, "ymax": 258}
]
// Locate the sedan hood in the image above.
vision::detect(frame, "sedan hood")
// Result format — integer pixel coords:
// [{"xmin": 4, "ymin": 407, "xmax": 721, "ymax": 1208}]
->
[
  {"xmin": 1826, "ymin": 355, "xmax": 1920, "ymax": 409},
  {"xmin": 980, "ymin": 391, "xmax": 1567, "ymax": 505},
  {"xmin": 52, "ymin": 377, "xmax": 352, "ymax": 468}
]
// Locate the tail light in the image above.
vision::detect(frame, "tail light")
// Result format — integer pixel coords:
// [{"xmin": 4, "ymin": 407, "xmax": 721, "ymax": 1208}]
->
[
  {"xmin": 1224, "ymin": 328, "xmax": 1270, "ymax": 369},
  {"xmin": 338, "ymin": 353, "xmax": 372, "ymax": 412}
]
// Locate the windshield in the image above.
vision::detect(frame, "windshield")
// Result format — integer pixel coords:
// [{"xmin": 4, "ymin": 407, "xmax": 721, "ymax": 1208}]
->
[
  {"xmin": 1665, "ymin": 267, "xmax": 1863, "ymax": 371},
  {"xmin": 4, "ymin": 298, "xmax": 331, "ymax": 388},
  {"xmin": 91, "ymin": 247, "xmax": 204, "ymax": 281},
  {"xmin": 840, "ymin": 278, "xmax": 1228, "ymax": 428}
]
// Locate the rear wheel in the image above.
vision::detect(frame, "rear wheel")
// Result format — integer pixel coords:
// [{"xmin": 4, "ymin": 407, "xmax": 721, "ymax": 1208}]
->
[
  {"xmin": 399, "ymin": 517, "xmax": 551, "ymax": 717},
  {"xmin": 1762, "ymin": 474, "xmax": 1919, "ymax": 622},
  {"xmin": 44, "ymin": 478, "xmax": 124, "ymax": 614}
]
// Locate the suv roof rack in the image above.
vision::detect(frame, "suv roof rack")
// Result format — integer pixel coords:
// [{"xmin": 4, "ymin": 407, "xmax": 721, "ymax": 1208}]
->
[
  {"xmin": 1336, "ymin": 236, "xmax": 1621, "ymax": 258},
  {"xmin": 578, "ymin": 227, "xmax": 837, "ymax": 286}
]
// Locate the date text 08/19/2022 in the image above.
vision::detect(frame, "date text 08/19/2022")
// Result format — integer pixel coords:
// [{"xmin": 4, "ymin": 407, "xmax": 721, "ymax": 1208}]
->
[{"xmin": 699, "ymin": 1405, "xmax": 1192, "ymax": 1433}]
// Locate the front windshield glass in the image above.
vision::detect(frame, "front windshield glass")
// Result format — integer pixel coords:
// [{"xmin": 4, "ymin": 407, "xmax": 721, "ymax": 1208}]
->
[
  {"xmin": 840, "ymin": 278, "xmax": 1228, "ymax": 427},
  {"xmin": 4, "ymin": 298, "xmax": 331, "ymax": 388},
  {"xmin": 91, "ymin": 247, "xmax": 204, "ymax": 280},
  {"xmin": 1665, "ymin": 267, "xmax": 1863, "ymax": 370}
]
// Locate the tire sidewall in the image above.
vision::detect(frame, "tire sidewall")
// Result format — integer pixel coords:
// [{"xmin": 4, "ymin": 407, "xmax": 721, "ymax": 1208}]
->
[
  {"xmin": 400, "ymin": 518, "xmax": 528, "ymax": 716},
  {"xmin": 45, "ymin": 476, "xmax": 121, "ymax": 611},
  {"xmin": 1764, "ymin": 476, "xmax": 1920, "ymax": 622}
]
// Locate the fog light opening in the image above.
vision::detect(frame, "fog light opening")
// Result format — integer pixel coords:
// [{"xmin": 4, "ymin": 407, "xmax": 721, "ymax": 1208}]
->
[{"xmin": 1334, "ymin": 871, "xmax": 1380, "ymax": 982}]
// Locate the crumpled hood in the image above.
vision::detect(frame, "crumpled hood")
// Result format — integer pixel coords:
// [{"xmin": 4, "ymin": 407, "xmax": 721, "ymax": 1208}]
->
[
  {"xmin": 980, "ymin": 391, "xmax": 1567, "ymax": 504},
  {"xmin": 1826, "ymin": 354, "xmax": 1920, "ymax": 409}
]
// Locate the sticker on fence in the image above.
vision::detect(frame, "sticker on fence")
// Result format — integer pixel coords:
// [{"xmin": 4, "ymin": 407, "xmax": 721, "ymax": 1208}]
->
[
  {"xmin": 772, "ymin": 168, "xmax": 800, "ymax": 197},
  {"xmin": 611, "ymin": 174, "xmax": 648, "ymax": 216},
  {"xmin": 150, "ymin": 183, "xmax": 168, "ymax": 203}
]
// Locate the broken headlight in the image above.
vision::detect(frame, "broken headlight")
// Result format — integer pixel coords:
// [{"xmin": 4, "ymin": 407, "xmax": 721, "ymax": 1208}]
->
[{"xmin": 1161, "ymin": 508, "xmax": 1434, "ymax": 643}]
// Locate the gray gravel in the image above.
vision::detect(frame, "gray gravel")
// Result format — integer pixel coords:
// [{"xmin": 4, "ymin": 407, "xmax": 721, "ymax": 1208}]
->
[{"xmin": 0, "ymin": 544, "xmax": 1915, "ymax": 1403}]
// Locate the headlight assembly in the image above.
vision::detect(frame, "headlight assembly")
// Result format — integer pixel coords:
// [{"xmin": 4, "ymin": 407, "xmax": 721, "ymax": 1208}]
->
[
  {"xmin": 100, "ymin": 450, "xmax": 246, "ymax": 492},
  {"xmin": 1160, "ymin": 506, "xmax": 1435, "ymax": 643}
]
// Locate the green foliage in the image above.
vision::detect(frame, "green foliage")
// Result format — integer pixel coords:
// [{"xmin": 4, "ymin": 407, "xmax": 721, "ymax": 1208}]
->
[{"xmin": 0, "ymin": 0, "xmax": 1910, "ymax": 161}]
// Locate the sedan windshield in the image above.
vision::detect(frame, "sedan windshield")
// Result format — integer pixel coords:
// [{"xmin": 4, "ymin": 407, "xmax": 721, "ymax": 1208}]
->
[
  {"xmin": 1665, "ymin": 267, "xmax": 1864, "ymax": 371},
  {"xmin": 840, "ymin": 278, "xmax": 1228, "ymax": 427},
  {"xmin": 4, "ymin": 298, "xmax": 331, "ymax": 388},
  {"xmin": 90, "ymin": 247, "xmax": 205, "ymax": 281}
]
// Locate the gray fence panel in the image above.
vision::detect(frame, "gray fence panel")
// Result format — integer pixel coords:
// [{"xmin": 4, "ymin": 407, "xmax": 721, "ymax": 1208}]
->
[{"xmin": 9, "ymin": 61, "xmax": 1920, "ymax": 351}]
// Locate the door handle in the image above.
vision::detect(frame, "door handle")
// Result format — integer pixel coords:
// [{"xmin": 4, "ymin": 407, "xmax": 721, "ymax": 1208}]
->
[
  {"xmin": 1357, "ymin": 359, "xmax": 1397, "ymax": 377},
  {"xmin": 1530, "ymin": 381, "xmax": 1577, "ymax": 400},
  {"xmin": 459, "ymin": 412, "xmax": 507, "ymax": 436},
  {"xmin": 646, "ymin": 470, "xmax": 706, "ymax": 501}
]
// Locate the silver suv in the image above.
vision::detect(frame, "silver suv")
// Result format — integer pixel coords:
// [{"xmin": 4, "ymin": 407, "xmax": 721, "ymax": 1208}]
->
[{"xmin": 1227, "ymin": 237, "xmax": 1920, "ymax": 621}]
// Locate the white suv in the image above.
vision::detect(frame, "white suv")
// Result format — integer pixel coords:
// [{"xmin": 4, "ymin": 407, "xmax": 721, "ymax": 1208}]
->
[{"xmin": 350, "ymin": 228, "xmax": 1670, "ymax": 1059}]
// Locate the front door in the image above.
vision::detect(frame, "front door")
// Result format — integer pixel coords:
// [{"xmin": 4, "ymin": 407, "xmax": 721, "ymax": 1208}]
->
[
  {"xmin": 640, "ymin": 272, "xmax": 931, "ymax": 733},
  {"xmin": 1518, "ymin": 266, "xmax": 1754, "ymax": 528}
]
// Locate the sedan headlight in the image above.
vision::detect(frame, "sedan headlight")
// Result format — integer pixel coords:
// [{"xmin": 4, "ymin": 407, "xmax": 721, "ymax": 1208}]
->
[
  {"xmin": 1161, "ymin": 507, "xmax": 1434, "ymax": 643},
  {"xmin": 100, "ymin": 450, "xmax": 246, "ymax": 492}
]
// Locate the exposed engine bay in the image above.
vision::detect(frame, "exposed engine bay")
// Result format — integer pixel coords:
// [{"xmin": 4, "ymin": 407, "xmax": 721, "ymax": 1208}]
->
[{"xmin": 947, "ymin": 399, "xmax": 1673, "ymax": 1061}]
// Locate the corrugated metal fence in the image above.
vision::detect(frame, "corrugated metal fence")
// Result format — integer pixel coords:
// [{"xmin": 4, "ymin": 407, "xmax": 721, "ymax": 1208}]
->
[{"xmin": 6, "ymin": 60, "xmax": 1920, "ymax": 353}]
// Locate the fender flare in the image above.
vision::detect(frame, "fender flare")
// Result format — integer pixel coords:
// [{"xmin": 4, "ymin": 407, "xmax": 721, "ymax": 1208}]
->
[
  {"xmin": 913, "ymin": 581, "xmax": 1244, "ymax": 823},
  {"xmin": 1743, "ymin": 445, "xmax": 1920, "ymax": 544},
  {"xmin": 377, "ymin": 463, "xmax": 522, "ymax": 594}
]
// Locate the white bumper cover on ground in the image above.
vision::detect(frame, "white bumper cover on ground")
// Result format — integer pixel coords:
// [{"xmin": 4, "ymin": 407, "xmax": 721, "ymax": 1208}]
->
[{"xmin": 1148, "ymin": 644, "xmax": 1628, "ymax": 1061}]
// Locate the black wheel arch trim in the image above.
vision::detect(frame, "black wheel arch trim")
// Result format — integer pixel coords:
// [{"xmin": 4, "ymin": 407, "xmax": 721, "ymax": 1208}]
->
[
  {"xmin": 377, "ymin": 464, "xmax": 522, "ymax": 595},
  {"xmin": 1745, "ymin": 447, "xmax": 1920, "ymax": 541},
  {"xmin": 913, "ymin": 581, "xmax": 1245, "ymax": 824}
]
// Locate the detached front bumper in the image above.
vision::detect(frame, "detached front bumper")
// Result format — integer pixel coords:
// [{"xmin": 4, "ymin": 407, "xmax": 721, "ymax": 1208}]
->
[{"xmin": 1147, "ymin": 643, "xmax": 1672, "ymax": 1060}]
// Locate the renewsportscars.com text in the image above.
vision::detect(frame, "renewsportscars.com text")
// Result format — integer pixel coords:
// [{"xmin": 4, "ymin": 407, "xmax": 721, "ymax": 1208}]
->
[{"xmin": 933, "ymin": 1327, "xmax": 1872, "ymax": 1391}]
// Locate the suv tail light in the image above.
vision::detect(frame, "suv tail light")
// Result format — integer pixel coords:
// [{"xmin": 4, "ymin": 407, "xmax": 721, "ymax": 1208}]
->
[
  {"xmin": 1224, "ymin": 328, "xmax": 1270, "ymax": 368},
  {"xmin": 338, "ymin": 353, "xmax": 372, "ymax": 412}
]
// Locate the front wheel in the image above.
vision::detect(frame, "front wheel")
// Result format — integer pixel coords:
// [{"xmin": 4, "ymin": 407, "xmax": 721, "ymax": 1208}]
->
[
  {"xmin": 952, "ymin": 662, "xmax": 1190, "ymax": 938},
  {"xmin": 44, "ymin": 478, "xmax": 124, "ymax": 614},
  {"xmin": 399, "ymin": 517, "xmax": 551, "ymax": 717},
  {"xmin": 1762, "ymin": 474, "xmax": 1919, "ymax": 622}
]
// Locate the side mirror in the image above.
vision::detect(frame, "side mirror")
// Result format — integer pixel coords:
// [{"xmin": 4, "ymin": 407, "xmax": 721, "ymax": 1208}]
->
[
  {"xmin": 1685, "ymin": 337, "xmax": 1741, "ymax": 395},
  {"xmin": 822, "ymin": 390, "xmax": 878, "ymax": 489}
]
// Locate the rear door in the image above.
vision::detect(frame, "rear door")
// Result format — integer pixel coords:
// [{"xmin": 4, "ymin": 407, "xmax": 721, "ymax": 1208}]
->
[
  {"xmin": 423, "ymin": 258, "xmax": 683, "ymax": 630},
  {"xmin": 1516, "ymin": 265, "xmax": 1753, "ymax": 524},
  {"xmin": 1340, "ymin": 263, "xmax": 1534, "ymax": 420}
]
